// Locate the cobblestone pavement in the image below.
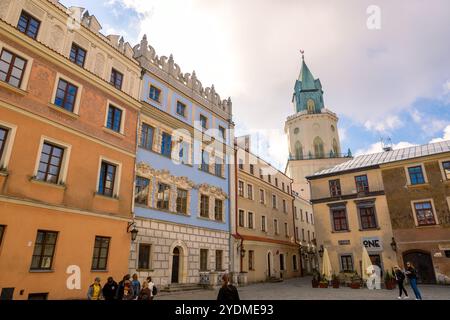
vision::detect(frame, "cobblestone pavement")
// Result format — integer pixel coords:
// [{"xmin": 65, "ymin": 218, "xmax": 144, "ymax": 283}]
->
[{"xmin": 157, "ymin": 277, "xmax": 450, "ymax": 300}]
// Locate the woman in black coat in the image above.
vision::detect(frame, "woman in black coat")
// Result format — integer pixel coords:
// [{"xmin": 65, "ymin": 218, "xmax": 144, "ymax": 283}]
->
[
  {"xmin": 393, "ymin": 266, "xmax": 409, "ymax": 299},
  {"xmin": 217, "ymin": 274, "xmax": 240, "ymax": 301}
]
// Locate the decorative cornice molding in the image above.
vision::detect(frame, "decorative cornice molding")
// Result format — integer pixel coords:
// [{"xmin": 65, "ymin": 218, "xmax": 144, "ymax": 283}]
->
[
  {"xmin": 136, "ymin": 162, "xmax": 195, "ymax": 188},
  {"xmin": 196, "ymin": 183, "xmax": 228, "ymax": 199}
]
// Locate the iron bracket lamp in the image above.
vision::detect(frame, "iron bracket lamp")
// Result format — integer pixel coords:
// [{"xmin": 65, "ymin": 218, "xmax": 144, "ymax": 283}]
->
[{"xmin": 127, "ymin": 221, "xmax": 139, "ymax": 241}]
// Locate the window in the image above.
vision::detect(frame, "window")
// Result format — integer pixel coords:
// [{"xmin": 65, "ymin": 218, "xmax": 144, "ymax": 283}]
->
[
  {"xmin": 98, "ymin": 161, "xmax": 117, "ymax": 197},
  {"xmin": 36, "ymin": 142, "xmax": 64, "ymax": 184},
  {"xmin": 355, "ymin": 175, "xmax": 369, "ymax": 193},
  {"xmin": 293, "ymin": 255, "xmax": 298, "ymax": 271},
  {"xmin": 302, "ymin": 228, "xmax": 305, "ymax": 241},
  {"xmin": 408, "ymin": 166, "xmax": 425, "ymax": 185},
  {"xmin": 250, "ymin": 164, "xmax": 254, "ymax": 175},
  {"xmin": 200, "ymin": 150, "xmax": 209, "ymax": 172},
  {"xmin": 238, "ymin": 181, "xmax": 244, "ymax": 197},
  {"xmin": 287, "ymin": 186, "xmax": 290, "ymax": 194},
  {"xmin": 329, "ymin": 179, "xmax": 341, "ymax": 197},
  {"xmin": 444, "ymin": 250, "xmax": 450, "ymax": 258},
  {"xmin": 311, "ymin": 213, "xmax": 314, "ymax": 225},
  {"xmin": 247, "ymin": 184, "xmax": 253, "ymax": 200},
  {"xmin": 135, "ymin": 176, "xmax": 150, "ymax": 205},
  {"xmin": 282, "ymin": 182, "xmax": 285, "ymax": 191},
  {"xmin": 259, "ymin": 168, "xmax": 263, "ymax": 179},
  {"xmin": 340, "ymin": 255, "xmax": 354, "ymax": 272},
  {"xmin": 54, "ymin": 79, "xmax": 78, "ymax": 112},
  {"xmin": 248, "ymin": 212, "xmax": 254, "ymax": 229},
  {"xmin": 332, "ymin": 208, "xmax": 348, "ymax": 231},
  {"xmin": 176, "ymin": 189, "xmax": 188, "ymax": 214},
  {"xmin": 248, "ymin": 250, "xmax": 255, "ymax": 270},
  {"xmin": 200, "ymin": 195, "xmax": 209, "ymax": 218},
  {"xmin": 28, "ymin": 293, "xmax": 48, "ymax": 300},
  {"xmin": 214, "ymin": 199, "xmax": 223, "ymax": 221},
  {"xmin": 359, "ymin": 206, "xmax": 377, "ymax": 229},
  {"xmin": 0, "ymin": 225, "xmax": 5, "ymax": 246},
  {"xmin": 300, "ymin": 209, "xmax": 304, "ymax": 221},
  {"xmin": 307, "ymin": 230, "xmax": 311, "ymax": 242},
  {"xmin": 274, "ymin": 219, "xmax": 279, "ymax": 234},
  {"xmin": 17, "ymin": 11, "xmax": 40, "ymax": 39},
  {"xmin": 200, "ymin": 249, "xmax": 208, "ymax": 271},
  {"xmin": 294, "ymin": 207, "xmax": 298, "ymax": 219},
  {"xmin": 313, "ymin": 136, "xmax": 324, "ymax": 158},
  {"xmin": 238, "ymin": 210, "xmax": 245, "ymax": 227},
  {"xmin": 156, "ymin": 183, "xmax": 170, "ymax": 210},
  {"xmin": 176, "ymin": 101, "xmax": 186, "ymax": 117},
  {"xmin": 0, "ymin": 49, "xmax": 27, "ymax": 88},
  {"xmin": 178, "ymin": 141, "xmax": 189, "ymax": 164},
  {"xmin": 140, "ymin": 123, "xmax": 154, "ymax": 150},
  {"xmin": 110, "ymin": 69, "xmax": 123, "ymax": 90},
  {"xmin": 284, "ymin": 222, "xmax": 288, "ymax": 236},
  {"xmin": 238, "ymin": 159, "xmax": 244, "ymax": 170},
  {"xmin": 219, "ymin": 126, "xmax": 226, "ymax": 140},
  {"xmin": 200, "ymin": 114, "xmax": 208, "ymax": 129},
  {"xmin": 30, "ymin": 230, "xmax": 58, "ymax": 270},
  {"xmin": 295, "ymin": 227, "xmax": 299, "ymax": 240},
  {"xmin": 283, "ymin": 199, "xmax": 287, "ymax": 213},
  {"xmin": 268, "ymin": 175, "xmax": 272, "ymax": 183},
  {"xmin": 442, "ymin": 161, "xmax": 450, "ymax": 180},
  {"xmin": 414, "ymin": 201, "xmax": 436, "ymax": 226},
  {"xmin": 215, "ymin": 157, "xmax": 222, "ymax": 177},
  {"xmin": 259, "ymin": 189, "xmax": 265, "ymax": 204},
  {"xmin": 138, "ymin": 244, "xmax": 151, "ymax": 270},
  {"xmin": 91, "ymin": 236, "xmax": 110, "ymax": 270},
  {"xmin": 275, "ymin": 178, "xmax": 278, "ymax": 187},
  {"xmin": 149, "ymin": 85, "xmax": 161, "ymax": 102},
  {"xmin": 295, "ymin": 141, "xmax": 303, "ymax": 160},
  {"xmin": 106, "ymin": 105, "xmax": 123, "ymax": 133},
  {"xmin": 272, "ymin": 194, "xmax": 277, "ymax": 209},
  {"xmin": 161, "ymin": 132, "xmax": 172, "ymax": 158},
  {"xmin": 0, "ymin": 127, "xmax": 8, "ymax": 162},
  {"xmin": 306, "ymin": 211, "xmax": 309, "ymax": 223},
  {"xmin": 69, "ymin": 43, "xmax": 86, "ymax": 67},
  {"xmin": 279, "ymin": 254, "xmax": 285, "ymax": 271},
  {"xmin": 261, "ymin": 216, "xmax": 266, "ymax": 232},
  {"xmin": 215, "ymin": 250, "xmax": 223, "ymax": 271}
]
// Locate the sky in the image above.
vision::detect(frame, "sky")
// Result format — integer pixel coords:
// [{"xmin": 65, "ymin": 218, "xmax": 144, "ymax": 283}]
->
[{"xmin": 60, "ymin": 0, "xmax": 450, "ymax": 170}]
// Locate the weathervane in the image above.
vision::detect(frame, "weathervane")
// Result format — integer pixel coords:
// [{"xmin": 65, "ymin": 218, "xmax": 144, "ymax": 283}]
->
[{"xmin": 300, "ymin": 49, "xmax": 305, "ymax": 60}]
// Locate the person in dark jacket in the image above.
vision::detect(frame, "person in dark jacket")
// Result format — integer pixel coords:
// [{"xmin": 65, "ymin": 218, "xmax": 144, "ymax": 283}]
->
[
  {"xmin": 405, "ymin": 262, "xmax": 422, "ymax": 300},
  {"xmin": 122, "ymin": 280, "xmax": 135, "ymax": 300},
  {"xmin": 138, "ymin": 281, "xmax": 152, "ymax": 300},
  {"xmin": 217, "ymin": 274, "xmax": 240, "ymax": 301},
  {"xmin": 393, "ymin": 266, "xmax": 409, "ymax": 299},
  {"xmin": 102, "ymin": 276, "xmax": 118, "ymax": 301},
  {"xmin": 116, "ymin": 274, "xmax": 131, "ymax": 300}
]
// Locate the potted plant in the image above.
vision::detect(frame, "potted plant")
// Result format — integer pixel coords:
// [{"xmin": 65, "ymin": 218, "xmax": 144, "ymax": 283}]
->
[
  {"xmin": 311, "ymin": 271, "xmax": 319, "ymax": 288},
  {"xmin": 319, "ymin": 274, "xmax": 329, "ymax": 288},
  {"xmin": 384, "ymin": 270, "xmax": 396, "ymax": 290},
  {"xmin": 350, "ymin": 272, "xmax": 361, "ymax": 289},
  {"xmin": 331, "ymin": 274, "xmax": 340, "ymax": 288}
]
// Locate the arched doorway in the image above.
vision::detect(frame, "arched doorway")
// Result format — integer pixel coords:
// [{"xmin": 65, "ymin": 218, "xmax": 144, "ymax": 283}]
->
[
  {"xmin": 403, "ymin": 250, "xmax": 436, "ymax": 284},
  {"xmin": 171, "ymin": 247, "xmax": 180, "ymax": 283},
  {"xmin": 267, "ymin": 252, "xmax": 272, "ymax": 278}
]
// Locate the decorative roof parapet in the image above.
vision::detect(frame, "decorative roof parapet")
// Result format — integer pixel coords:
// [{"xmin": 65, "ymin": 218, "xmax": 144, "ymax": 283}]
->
[{"xmin": 133, "ymin": 34, "xmax": 232, "ymax": 119}]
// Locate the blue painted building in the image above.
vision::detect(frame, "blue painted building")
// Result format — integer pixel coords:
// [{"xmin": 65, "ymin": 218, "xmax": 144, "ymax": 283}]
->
[{"xmin": 129, "ymin": 35, "xmax": 235, "ymax": 287}]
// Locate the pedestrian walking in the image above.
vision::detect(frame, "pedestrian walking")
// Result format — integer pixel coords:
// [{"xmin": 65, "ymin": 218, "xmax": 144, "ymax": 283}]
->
[
  {"xmin": 87, "ymin": 277, "xmax": 103, "ymax": 300},
  {"xmin": 217, "ymin": 274, "xmax": 239, "ymax": 302},
  {"xmin": 138, "ymin": 281, "xmax": 152, "ymax": 300},
  {"xmin": 131, "ymin": 273, "xmax": 141, "ymax": 299},
  {"xmin": 147, "ymin": 276, "xmax": 156, "ymax": 300},
  {"xmin": 405, "ymin": 262, "xmax": 422, "ymax": 300},
  {"xmin": 102, "ymin": 276, "xmax": 118, "ymax": 301},
  {"xmin": 393, "ymin": 266, "xmax": 409, "ymax": 299},
  {"xmin": 116, "ymin": 274, "xmax": 131, "ymax": 300},
  {"xmin": 122, "ymin": 280, "xmax": 135, "ymax": 300}
]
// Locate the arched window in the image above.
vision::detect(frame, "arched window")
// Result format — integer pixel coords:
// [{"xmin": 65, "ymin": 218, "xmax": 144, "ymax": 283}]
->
[
  {"xmin": 307, "ymin": 99, "xmax": 315, "ymax": 113},
  {"xmin": 313, "ymin": 137, "xmax": 324, "ymax": 158},
  {"xmin": 295, "ymin": 141, "xmax": 303, "ymax": 160},
  {"xmin": 332, "ymin": 139, "xmax": 339, "ymax": 155}
]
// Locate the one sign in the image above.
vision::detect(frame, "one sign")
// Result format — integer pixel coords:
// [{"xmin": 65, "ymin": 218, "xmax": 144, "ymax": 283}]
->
[
  {"xmin": 338, "ymin": 240, "xmax": 351, "ymax": 245},
  {"xmin": 361, "ymin": 237, "xmax": 383, "ymax": 252}
]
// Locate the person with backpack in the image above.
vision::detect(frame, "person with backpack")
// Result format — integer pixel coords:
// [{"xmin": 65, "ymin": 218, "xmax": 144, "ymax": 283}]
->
[
  {"xmin": 405, "ymin": 262, "xmax": 422, "ymax": 300},
  {"xmin": 393, "ymin": 266, "xmax": 409, "ymax": 299},
  {"xmin": 147, "ymin": 276, "xmax": 157, "ymax": 300},
  {"xmin": 87, "ymin": 277, "xmax": 103, "ymax": 300},
  {"xmin": 217, "ymin": 274, "xmax": 239, "ymax": 301}
]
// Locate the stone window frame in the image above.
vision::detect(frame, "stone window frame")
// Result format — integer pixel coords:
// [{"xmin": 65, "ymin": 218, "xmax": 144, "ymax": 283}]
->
[
  {"xmin": 261, "ymin": 215, "xmax": 267, "ymax": 232},
  {"xmin": 50, "ymin": 72, "xmax": 83, "ymax": 115},
  {"xmin": 259, "ymin": 188, "xmax": 266, "ymax": 204},
  {"xmin": 247, "ymin": 183, "xmax": 254, "ymax": 200},
  {"xmin": 197, "ymin": 184, "xmax": 227, "ymax": 222},
  {"xmin": 103, "ymin": 100, "xmax": 126, "ymax": 135},
  {"xmin": 95, "ymin": 156, "xmax": 122, "ymax": 198},
  {"xmin": 404, "ymin": 162, "xmax": 428, "ymax": 186},
  {"xmin": 136, "ymin": 242, "xmax": 152, "ymax": 271},
  {"xmin": 438, "ymin": 158, "xmax": 450, "ymax": 181},
  {"xmin": 238, "ymin": 209, "xmax": 245, "ymax": 228},
  {"xmin": 327, "ymin": 201, "xmax": 350, "ymax": 233},
  {"xmin": 273, "ymin": 218, "xmax": 279, "ymax": 235},
  {"xmin": 410, "ymin": 198, "xmax": 439, "ymax": 227},
  {"xmin": 272, "ymin": 194, "xmax": 277, "ymax": 210},
  {"xmin": 247, "ymin": 211, "xmax": 254, "ymax": 229},
  {"xmin": 355, "ymin": 198, "xmax": 380, "ymax": 231},
  {"xmin": 171, "ymin": 129, "xmax": 193, "ymax": 166},
  {"xmin": 0, "ymin": 40, "xmax": 34, "ymax": 92},
  {"xmin": 339, "ymin": 253, "xmax": 355, "ymax": 272},
  {"xmin": 238, "ymin": 180, "xmax": 245, "ymax": 197},
  {"xmin": 0, "ymin": 120, "xmax": 17, "ymax": 171}
]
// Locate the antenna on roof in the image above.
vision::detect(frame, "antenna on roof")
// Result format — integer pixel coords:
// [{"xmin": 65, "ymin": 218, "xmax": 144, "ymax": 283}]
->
[{"xmin": 381, "ymin": 137, "xmax": 393, "ymax": 152}]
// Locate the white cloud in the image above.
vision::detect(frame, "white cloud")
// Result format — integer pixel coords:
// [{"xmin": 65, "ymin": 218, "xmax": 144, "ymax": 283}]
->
[
  {"xmin": 355, "ymin": 141, "xmax": 416, "ymax": 157},
  {"xmin": 364, "ymin": 115, "xmax": 403, "ymax": 133},
  {"xmin": 429, "ymin": 125, "xmax": 450, "ymax": 143}
]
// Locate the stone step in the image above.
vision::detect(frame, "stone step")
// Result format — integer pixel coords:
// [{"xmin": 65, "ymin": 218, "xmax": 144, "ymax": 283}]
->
[
  {"xmin": 160, "ymin": 283, "xmax": 206, "ymax": 293},
  {"xmin": 267, "ymin": 277, "xmax": 284, "ymax": 283}
]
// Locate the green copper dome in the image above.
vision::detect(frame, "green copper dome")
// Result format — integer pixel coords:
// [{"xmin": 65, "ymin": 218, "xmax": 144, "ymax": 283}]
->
[{"xmin": 292, "ymin": 56, "xmax": 324, "ymax": 113}]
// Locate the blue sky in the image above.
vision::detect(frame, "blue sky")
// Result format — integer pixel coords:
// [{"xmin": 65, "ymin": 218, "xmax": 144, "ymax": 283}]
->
[{"xmin": 60, "ymin": 0, "xmax": 450, "ymax": 170}]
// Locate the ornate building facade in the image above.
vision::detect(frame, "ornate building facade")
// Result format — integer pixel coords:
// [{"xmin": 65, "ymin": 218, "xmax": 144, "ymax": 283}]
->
[
  {"xmin": 128, "ymin": 35, "xmax": 235, "ymax": 288},
  {"xmin": 0, "ymin": 0, "xmax": 141, "ymax": 299}
]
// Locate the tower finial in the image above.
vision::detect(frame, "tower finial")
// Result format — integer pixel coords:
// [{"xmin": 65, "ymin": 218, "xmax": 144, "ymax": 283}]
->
[{"xmin": 300, "ymin": 49, "xmax": 305, "ymax": 60}]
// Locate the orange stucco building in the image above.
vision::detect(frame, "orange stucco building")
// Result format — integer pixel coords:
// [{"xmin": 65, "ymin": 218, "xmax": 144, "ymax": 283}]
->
[{"xmin": 0, "ymin": 0, "xmax": 141, "ymax": 299}]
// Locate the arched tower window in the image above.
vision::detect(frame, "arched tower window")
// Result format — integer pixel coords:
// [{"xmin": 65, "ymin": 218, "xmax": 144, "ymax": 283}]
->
[
  {"xmin": 295, "ymin": 141, "xmax": 303, "ymax": 160},
  {"xmin": 332, "ymin": 139, "xmax": 339, "ymax": 155},
  {"xmin": 307, "ymin": 99, "xmax": 315, "ymax": 113},
  {"xmin": 313, "ymin": 137, "xmax": 324, "ymax": 159}
]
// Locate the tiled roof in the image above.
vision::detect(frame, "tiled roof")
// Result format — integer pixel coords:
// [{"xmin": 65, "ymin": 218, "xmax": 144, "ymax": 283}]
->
[{"xmin": 310, "ymin": 140, "xmax": 450, "ymax": 177}]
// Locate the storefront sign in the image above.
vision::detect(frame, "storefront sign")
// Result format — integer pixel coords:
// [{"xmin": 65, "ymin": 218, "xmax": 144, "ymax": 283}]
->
[
  {"xmin": 361, "ymin": 236, "xmax": 383, "ymax": 251},
  {"xmin": 338, "ymin": 240, "xmax": 350, "ymax": 245}
]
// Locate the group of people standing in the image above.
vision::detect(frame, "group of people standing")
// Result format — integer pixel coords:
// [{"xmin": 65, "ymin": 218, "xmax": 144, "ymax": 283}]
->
[
  {"xmin": 393, "ymin": 262, "xmax": 423, "ymax": 300},
  {"xmin": 87, "ymin": 274, "xmax": 157, "ymax": 300}
]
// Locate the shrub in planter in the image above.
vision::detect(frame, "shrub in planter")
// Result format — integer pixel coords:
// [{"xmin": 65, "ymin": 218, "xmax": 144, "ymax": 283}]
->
[
  {"xmin": 384, "ymin": 270, "xmax": 397, "ymax": 290},
  {"xmin": 311, "ymin": 271, "xmax": 320, "ymax": 288},
  {"xmin": 319, "ymin": 280, "xmax": 329, "ymax": 288},
  {"xmin": 350, "ymin": 272, "xmax": 361, "ymax": 289},
  {"xmin": 331, "ymin": 274, "xmax": 340, "ymax": 288}
]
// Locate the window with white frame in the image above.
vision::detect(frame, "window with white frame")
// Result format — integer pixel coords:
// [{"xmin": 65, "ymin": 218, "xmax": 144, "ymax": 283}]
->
[
  {"xmin": 105, "ymin": 103, "xmax": 125, "ymax": 134},
  {"xmin": 0, "ymin": 121, "xmax": 17, "ymax": 170},
  {"xmin": 413, "ymin": 201, "xmax": 437, "ymax": 226},
  {"xmin": 34, "ymin": 137, "xmax": 71, "ymax": 185}
]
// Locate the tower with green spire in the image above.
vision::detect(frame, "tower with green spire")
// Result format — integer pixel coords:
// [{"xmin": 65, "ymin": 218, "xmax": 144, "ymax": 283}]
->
[{"xmin": 292, "ymin": 53, "xmax": 324, "ymax": 114}]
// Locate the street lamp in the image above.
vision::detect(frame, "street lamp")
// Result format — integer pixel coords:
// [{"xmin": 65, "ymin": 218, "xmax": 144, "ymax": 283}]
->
[
  {"xmin": 390, "ymin": 237, "xmax": 397, "ymax": 252},
  {"xmin": 240, "ymin": 249, "xmax": 246, "ymax": 258},
  {"xmin": 318, "ymin": 245, "xmax": 324, "ymax": 258},
  {"xmin": 127, "ymin": 221, "xmax": 139, "ymax": 241}
]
